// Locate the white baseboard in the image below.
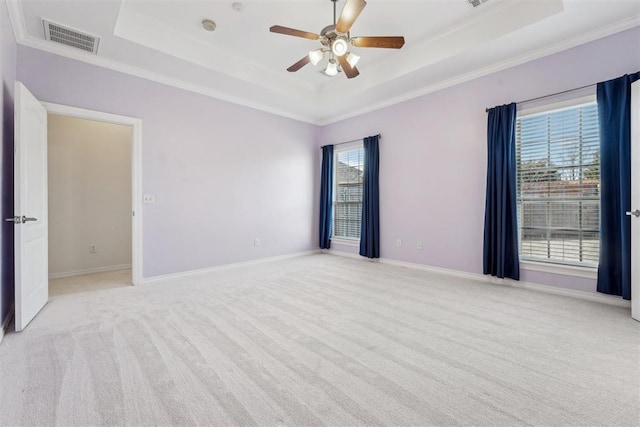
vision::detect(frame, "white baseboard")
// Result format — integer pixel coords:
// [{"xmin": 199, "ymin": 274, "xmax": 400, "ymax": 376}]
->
[
  {"xmin": 143, "ymin": 250, "xmax": 321, "ymax": 284},
  {"xmin": 49, "ymin": 264, "xmax": 132, "ymax": 280},
  {"xmin": 321, "ymin": 248, "xmax": 364, "ymax": 260},
  {"xmin": 326, "ymin": 250, "xmax": 631, "ymax": 308},
  {"xmin": 489, "ymin": 276, "xmax": 630, "ymax": 307},
  {"xmin": 0, "ymin": 304, "xmax": 15, "ymax": 345}
]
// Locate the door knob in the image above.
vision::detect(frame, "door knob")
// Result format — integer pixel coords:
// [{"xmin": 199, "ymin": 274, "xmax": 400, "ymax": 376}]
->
[
  {"xmin": 626, "ymin": 209, "xmax": 640, "ymax": 217},
  {"xmin": 4, "ymin": 216, "xmax": 37, "ymax": 224}
]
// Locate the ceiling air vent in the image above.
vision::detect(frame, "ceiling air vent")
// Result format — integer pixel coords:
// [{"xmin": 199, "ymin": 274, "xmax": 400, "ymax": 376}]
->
[
  {"xmin": 468, "ymin": 0, "xmax": 490, "ymax": 8},
  {"xmin": 43, "ymin": 19, "xmax": 99, "ymax": 54}
]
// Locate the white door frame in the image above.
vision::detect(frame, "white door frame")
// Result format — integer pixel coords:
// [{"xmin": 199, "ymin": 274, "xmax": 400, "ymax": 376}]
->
[{"xmin": 42, "ymin": 102, "xmax": 143, "ymax": 286}]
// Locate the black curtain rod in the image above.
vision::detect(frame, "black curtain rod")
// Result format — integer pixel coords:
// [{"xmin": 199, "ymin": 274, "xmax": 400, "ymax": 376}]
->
[
  {"xmin": 485, "ymin": 83, "xmax": 596, "ymax": 112},
  {"xmin": 321, "ymin": 134, "xmax": 381, "ymax": 149}
]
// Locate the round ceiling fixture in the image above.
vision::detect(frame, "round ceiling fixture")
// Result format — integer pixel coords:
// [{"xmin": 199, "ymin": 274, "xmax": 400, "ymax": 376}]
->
[
  {"xmin": 331, "ymin": 37, "xmax": 348, "ymax": 56},
  {"xmin": 202, "ymin": 19, "xmax": 216, "ymax": 32}
]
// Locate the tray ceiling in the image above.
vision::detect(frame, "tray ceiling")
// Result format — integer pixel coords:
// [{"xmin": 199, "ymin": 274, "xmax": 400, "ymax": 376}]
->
[{"xmin": 7, "ymin": 0, "xmax": 640, "ymax": 124}]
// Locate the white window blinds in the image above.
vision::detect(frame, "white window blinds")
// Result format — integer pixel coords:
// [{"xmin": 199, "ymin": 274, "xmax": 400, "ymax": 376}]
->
[
  {"xmin": 334, "ymin": 146, "xmax": 364, "ymax": 239},
  {"xmin": 516, "ymin": 101, "xmax": 600, "ymax": 266}
]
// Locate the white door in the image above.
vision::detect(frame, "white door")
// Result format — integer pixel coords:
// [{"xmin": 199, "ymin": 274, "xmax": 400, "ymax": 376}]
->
[
  {"xmin": 631, "ymin": 80, "xmax": 640, "ymax": 321},
  {"xmin": 10, "ymin": 82, "xmax": 48, "ymax": 331}
]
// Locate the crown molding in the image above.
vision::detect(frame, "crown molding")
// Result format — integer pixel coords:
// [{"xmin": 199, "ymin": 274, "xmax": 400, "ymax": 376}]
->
[
  {"xmin": 6, "ymin": 0, "xmax": 320, "ymax": 124},
  {"xmin": 16, "ymin": 36, "xmax": 321, "ymax": 124},
  {"xmin": 6, "ymin": 0, "xmax": 26, "ymax": 41},
  {"xmin": 316, "ymin": 17, "xmax": 640, "ymax": 125},
  {"xmin": 6, "ymin": 0, "xmax": 639, "ymax": 127}
]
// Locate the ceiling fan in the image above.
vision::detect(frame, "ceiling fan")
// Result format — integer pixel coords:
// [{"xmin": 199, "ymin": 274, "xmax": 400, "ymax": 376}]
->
[{"xmin": 270, "ymin": 0, "xmax": 405, "ymax": 79}]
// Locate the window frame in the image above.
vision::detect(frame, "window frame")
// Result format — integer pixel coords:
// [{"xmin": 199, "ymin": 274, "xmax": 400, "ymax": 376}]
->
[
  {"xmin": 515, "ymin": 94, "xmax": 600, "ymax": 275},
  {"xmin": 332, "ymin": 141, "xmax": 364, "ymax": 244}
]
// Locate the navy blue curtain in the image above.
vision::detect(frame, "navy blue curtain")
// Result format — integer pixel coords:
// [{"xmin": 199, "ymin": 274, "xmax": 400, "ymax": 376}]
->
[
  {"xmin": 597, "ymin": 72, "xmax": 640, "ymax": 300},
  {"xmin": 360, "ymin": 135, "xmax": 380, "ymax": 258},
  {"xmin": 483, "ymin": 103, "xmax": 520, "ymax": 280},
  {"xmin": 319, "ymin": 145, "xmax": 334, "ymax": 249}
]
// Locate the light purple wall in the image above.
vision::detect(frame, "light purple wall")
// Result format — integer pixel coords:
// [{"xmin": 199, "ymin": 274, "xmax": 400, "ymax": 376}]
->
[
  {"xmin": 17, "ymin": 47, "xmax": 319, "ymax": 278},
  {"xmin": 319, "ymin": 27, "xmax": 640, "ymax": 294},
  {"xmin": 1, "ymin": 0, "xmax": 16, "ymax": 325},
  {"xmin": 12, "ymin": 25, "xmax": 640, "ymax": 292}
]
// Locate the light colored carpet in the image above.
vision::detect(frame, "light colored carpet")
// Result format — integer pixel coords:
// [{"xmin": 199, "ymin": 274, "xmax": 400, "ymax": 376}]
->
[
  {"xmin": 49, "ymin": 269, "xmax": 132, "ymax": 297},
  {"xmin": 0, "ymin": 253, "xmax": 638, "ymax": 426}
]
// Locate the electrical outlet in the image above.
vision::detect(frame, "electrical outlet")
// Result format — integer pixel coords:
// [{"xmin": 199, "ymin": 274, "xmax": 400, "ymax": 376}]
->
[
  {"xmin": 254, "ymin": 238, "xmax": 261, "ymax": 247},
  {"xmin": 89, "ymin": 244, "xmax": 97, "ymax": 253},
  {"xmin": 417, "ymin": 241, "xmax": 423, "ymax": 250},
  {"xmin": 143, "ymin": 194, "xmax": 155, "ymax": 204},
  {"xmin": 396, "ymin": 239, "xmax": 402, "ymax": 247}
]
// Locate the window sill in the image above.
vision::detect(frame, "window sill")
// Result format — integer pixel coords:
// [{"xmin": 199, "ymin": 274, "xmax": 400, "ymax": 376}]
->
[
  {"xmin": 331, "ymin": 237, "xmax": 360, "ymax": 247},
  {"xmin": 520, "ymin": 260, "xmax": 597, "ymax": 279}
]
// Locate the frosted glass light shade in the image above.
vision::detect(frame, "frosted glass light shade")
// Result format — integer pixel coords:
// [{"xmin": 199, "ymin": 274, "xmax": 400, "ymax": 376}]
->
[
  {"xmin": 324, "ymin": 59, "xmax": 338, "ymax": 76},
  {"xmin": 309, "ymin": 49, "xmax": 324, "ymax": 66},
  {"xmin": 346, "ymin": 52, "xmax": 360, "ymax": 67}
]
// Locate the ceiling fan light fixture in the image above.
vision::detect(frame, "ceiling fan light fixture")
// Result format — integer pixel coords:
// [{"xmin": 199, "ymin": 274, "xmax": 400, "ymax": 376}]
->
[
  {"xmin": 309, "ymin": 49, "xmax": 324, "ymax": 66},
  {"xmin": 323, "ymin": 59, "xmax": 339, "ymax": 77},
  {"xmin": 270, "ymin": 0, "xmax": 405, "ymax": 79},
  {"xmin": 346, "ymin": 52, "xmax": 360, "ymax": 67},
  {"xmin": 331, "ymin": 37, "xmax": 348, "ymax": 56}
]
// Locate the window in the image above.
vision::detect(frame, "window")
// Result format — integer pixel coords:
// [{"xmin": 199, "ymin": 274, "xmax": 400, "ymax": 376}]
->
[
  {"xmin": 333, "ymin": 145, "xmax": 364, "ymax": 240},
  {"xmin": 516, "ymin": 99, "xmax": 600, "ymax": 267}
]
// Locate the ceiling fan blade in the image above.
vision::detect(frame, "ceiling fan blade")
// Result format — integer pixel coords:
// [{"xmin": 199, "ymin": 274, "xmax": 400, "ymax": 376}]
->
[
  {"xmin": 351, "ymin": 36, "xmax": 405, "ymax": 49},
  {"xmin": 337, "ymin": 55, "xmax": 360, "ymax": 79},
  {"xmin": 336, "ymin": 0, "xmax": 367, "ymax": 34},
  {"xmin": 270, "ymin": 25, "xmax": 320, "ymax": 41},
  {"xmin": 287, "ymin": 55, "xmax": 311, "ymax": 72}
]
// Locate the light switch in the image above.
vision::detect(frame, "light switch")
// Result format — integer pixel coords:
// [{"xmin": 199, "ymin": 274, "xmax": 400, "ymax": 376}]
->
[{"xmin": 143, "ymin": 194, "xmax": 155, "ymax": 204}]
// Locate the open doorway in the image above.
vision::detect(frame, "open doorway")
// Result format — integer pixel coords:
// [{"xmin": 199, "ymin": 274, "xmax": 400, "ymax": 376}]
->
[
  {"xmin": 47, "ymin": 114, "xmax": 133, "ymax": 296},
  {"xmin": 11, "ymin": 83, "xmax": 143, "ymax": 331},
  {"xmin": 42, "ymin": 102, "xmax": 143, "ymax": 294}
]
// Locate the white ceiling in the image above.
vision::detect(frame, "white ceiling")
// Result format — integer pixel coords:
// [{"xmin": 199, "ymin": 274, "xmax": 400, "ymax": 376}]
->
[{"xmin": 7, "ymin": 0, "xmax": 640, "ymax": 124}]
